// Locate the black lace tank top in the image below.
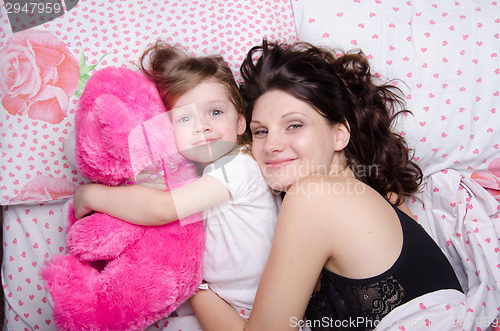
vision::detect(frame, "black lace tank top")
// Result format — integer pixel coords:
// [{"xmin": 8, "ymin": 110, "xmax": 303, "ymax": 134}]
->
[{"xmin": 305, "ymin": 204, "xmax": 463, "ymax": 330}]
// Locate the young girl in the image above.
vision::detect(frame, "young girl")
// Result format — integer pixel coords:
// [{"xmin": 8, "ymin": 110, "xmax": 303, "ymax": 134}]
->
[
  {"xmin": 73, "ymin": 42, "xmax": 281, "ymax": 325},
  {"xmin": 188, "ymin": 41, "xmax": 463, "ymax": 330}
]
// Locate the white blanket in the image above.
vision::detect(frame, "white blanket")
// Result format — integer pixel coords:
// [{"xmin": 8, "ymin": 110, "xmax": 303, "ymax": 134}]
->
[{"xmin": 376, "ymin": 170, "xmax": 500, "ymax": 331}]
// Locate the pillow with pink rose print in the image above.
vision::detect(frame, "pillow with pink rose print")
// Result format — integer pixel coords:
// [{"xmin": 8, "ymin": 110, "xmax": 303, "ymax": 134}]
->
[
  {"xmin": 1, "ymin": 30, "xmax": 79, "ymax": 124},
  {"xmin": 0, "ymin": 29, "xmax": 82, "ymax": 204},
  {"xmin": 0, "ymin": 0, "xmax": 298, "ymax": 205},
  {"xmin": 291, "ymin": 0, "xmax": 500, "ymax": 181}
]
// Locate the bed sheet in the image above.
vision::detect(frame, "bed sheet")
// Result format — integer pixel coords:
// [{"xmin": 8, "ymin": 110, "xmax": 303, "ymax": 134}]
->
[
  {"xmin": 291, "ymin": 0, "xmax": 500, "ymax": 183},
  {"xmin": 2, "ymin": 200, "xmax": 67, "ymax": 330},
  {"xmin": 381, "ymin": 170, "xmax": 500, "ymax": 330}
]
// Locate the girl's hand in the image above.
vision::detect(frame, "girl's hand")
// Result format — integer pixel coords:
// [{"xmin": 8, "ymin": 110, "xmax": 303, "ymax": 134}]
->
[{"xmin": 73, "ymin": 183, "xmax": 97, "ymax": 219}]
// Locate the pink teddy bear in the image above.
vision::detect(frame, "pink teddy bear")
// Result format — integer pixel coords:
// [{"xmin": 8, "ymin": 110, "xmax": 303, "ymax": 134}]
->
[{"xmin": 41, "ymin": 67, "xmax": 204, "ymax": 331}]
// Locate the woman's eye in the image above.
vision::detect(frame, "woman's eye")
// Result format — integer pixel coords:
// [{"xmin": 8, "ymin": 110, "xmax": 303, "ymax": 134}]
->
[
  {"xmin": 209, "ymin": 109, "xmax": 222, "ymax": 116},
  {"xmin": 287, "ymin": 123, "xmax": 303, "ymax": 130},
  {"xmin": 252, "ymin": 129, "xmax": 268, "ymax": 136}
]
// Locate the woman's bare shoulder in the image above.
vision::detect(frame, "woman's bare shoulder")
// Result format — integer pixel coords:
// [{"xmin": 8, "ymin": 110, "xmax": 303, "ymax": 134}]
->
[
  {"xmin": 284, "ymin": 175, "xmax": 371, "ymax": 206},
  {"xmin": 282, "ymin": 175, "xmax": 393, "ymax": 230}
]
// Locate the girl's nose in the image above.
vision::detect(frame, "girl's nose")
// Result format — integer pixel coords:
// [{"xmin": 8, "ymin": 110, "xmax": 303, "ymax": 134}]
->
[{"xmin": 193, "ymin": 116, "xmax": 211, "ymax": 134}]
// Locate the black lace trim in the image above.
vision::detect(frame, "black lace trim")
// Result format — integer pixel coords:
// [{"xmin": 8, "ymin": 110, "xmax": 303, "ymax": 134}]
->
[{"xmin": 305, "ymin": 272, "xmax": 408, "ymax": 330}]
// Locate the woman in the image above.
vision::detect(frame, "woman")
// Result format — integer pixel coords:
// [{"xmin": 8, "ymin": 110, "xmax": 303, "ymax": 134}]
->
[{"xmin": 188, "ymin": 41, "xmax": 463, "ymax": 330}]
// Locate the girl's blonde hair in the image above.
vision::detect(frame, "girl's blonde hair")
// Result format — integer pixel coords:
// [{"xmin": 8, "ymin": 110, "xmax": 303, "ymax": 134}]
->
[{"xmin": 139, "ymin": 41, "xmax": 250, "ymax": 146}]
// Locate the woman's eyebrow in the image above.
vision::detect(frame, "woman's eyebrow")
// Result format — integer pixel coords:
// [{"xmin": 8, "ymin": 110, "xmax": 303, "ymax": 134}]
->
[
  {"xmin": 250, "ymin": 111, "xmax": 306, "ymax": 125},
  {"xmin": 282, "ymin": 111, "xmax": 306, "ymax": 118}
]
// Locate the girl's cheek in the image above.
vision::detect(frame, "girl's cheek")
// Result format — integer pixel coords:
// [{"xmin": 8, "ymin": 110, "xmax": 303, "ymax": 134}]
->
[{"xmin": 173, "ymin": 131, "xmax": 189, "ymax": 151}]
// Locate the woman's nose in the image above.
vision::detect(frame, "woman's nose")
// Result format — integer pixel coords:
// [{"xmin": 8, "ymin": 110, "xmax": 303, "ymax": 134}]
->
[{"xmin": 264, "ymin": 132, "xmax": 285, "ymax": 153}]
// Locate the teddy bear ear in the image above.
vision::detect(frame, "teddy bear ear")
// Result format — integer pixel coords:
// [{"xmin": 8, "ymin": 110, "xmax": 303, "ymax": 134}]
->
[
  {"xmin": 74, "ymin": 66, "xmax": 181, "ymax": 185},
  {"xmin": 75, "ymin": 94, "xmax": 136, "ymax": 185},
  {"xmin": 95, "ymin": 93, "xmax": 135, "ymax": 157}
]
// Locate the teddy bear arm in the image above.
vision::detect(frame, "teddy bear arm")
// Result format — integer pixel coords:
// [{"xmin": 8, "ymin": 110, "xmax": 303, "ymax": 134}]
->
[{"xmin": 66, "ymin": 212, "xmax": 146, "ymax": 261}]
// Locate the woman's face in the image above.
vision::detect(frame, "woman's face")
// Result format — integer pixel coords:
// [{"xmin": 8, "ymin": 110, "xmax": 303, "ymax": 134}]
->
[{"xmin": 250, "ymin": 90, "xmax": 349, "ymax": 191}]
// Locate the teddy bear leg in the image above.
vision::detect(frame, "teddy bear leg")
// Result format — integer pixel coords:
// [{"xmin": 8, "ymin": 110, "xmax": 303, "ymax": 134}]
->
[
  {"xmin": 41, "ymin": 254, "xmax": 101, "ymax": 331},
  {"xmin": 87, "ymin": 254, "xmax": 187, "ymax": 331},
  {"xmin": 66, "ymin": 212, "xmax": 146, "ymax": 261}
]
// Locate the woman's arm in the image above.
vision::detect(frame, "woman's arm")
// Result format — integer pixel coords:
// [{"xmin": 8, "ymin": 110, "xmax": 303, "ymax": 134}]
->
[
  {"xmin": 73, "ymin": 175, "xmax": 230, "ymax": 225},
  {"xmin": 190, "ymin": 178, "xmax": 332, "ymax": 330}
]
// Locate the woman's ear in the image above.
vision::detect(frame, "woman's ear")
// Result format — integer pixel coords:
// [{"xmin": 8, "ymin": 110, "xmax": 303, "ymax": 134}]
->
[
  {"xmin": 237, "ymin": 114, "xmax": 246, "ymax": 135},
  {"xmin": 333, "ymin": 122, "xmax": 350, "ymax": 151}
]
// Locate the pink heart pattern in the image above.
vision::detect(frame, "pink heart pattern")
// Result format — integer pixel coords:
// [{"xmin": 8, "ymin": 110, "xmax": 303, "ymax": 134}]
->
[
  {"xmin": 2, "ymin": 203, "xmax": 67, "ymax": 330},
  {"xmin": 291, "ymin": 0, "xmax": 499, "ymax": 180}
]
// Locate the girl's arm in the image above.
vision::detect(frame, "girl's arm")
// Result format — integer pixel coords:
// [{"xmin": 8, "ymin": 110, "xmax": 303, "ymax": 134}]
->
[
  {"xmin": 189, "ymin": 178, "xmax": 333, "ymax": 330},
  {"xmin": 73, "ymin": 175, "xmax": 230, "ymax": 225},
  {"xmin": 188, "ymin": 289, "xmax": 246, "ymax": 331}
]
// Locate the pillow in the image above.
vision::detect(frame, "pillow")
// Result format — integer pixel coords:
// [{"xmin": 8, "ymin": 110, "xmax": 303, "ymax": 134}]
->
[
  {"xmin": 291, "ymin": 0, "xmax": 500, "ymax": 178},
  {"xmin": 0, "ymin": 0, "xmax": 298, "ymax": 205}
]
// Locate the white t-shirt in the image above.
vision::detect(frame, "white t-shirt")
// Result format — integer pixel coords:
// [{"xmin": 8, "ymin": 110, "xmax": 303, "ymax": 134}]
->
[{"xmin": 202, "ymin": 150, "xmax": 281, "ymax": 310}]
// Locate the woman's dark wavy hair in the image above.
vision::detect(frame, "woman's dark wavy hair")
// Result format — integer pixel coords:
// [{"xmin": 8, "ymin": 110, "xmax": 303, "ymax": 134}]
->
[{"xmin": 239, "ymin": 40, "xmax": 422, "ymax": 204}]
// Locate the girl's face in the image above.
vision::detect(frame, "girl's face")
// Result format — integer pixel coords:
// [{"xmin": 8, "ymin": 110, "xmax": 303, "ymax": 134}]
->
[
  {"xmin": 250, "ymin": 90, "xmax": 349, "ymax": 191},
  {"xmin": 170, "ymin": 80, "xmax": 246, "ymax": 163}
]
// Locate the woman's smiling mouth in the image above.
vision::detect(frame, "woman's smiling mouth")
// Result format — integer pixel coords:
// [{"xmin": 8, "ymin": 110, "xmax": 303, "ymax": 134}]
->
[{"xmin": 265, "ymin": 158, "xmax": 296, "ymax": 168}]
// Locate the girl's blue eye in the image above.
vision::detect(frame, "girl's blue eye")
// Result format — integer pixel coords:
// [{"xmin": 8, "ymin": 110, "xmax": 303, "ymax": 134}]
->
[
  {"xmin": 179, "ymin": 116, "xmax": 191, "ymax": 122},
  {"xmin": 210, "ymin": 109, "xmax": 222, "ymax": 116}
]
